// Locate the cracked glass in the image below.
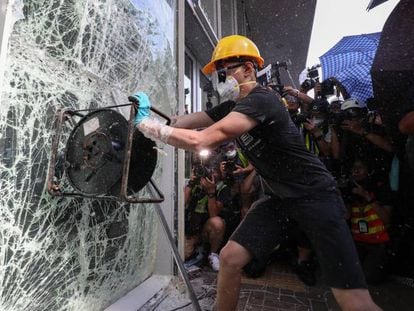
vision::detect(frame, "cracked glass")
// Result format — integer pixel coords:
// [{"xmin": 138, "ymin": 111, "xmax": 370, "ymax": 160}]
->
[{"xmin": 0, "ymin": 0, "xmax": 177, "ymax": 310}]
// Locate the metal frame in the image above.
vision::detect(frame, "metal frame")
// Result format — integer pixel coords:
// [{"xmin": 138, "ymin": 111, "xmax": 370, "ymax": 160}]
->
[
  {"xmin": 185, "ymin": 48, "xmax": 203, "ymax": 113},
  {"xmin": 46, "ymin": 104, "xmax": 166, "ymax": 203},
  {"xmin": 187, "ymin": 0, "xmax": 218, "ymax": 46},
  {"xmin": 120, "ymin": 103, "xmax": 167, "ymax": 203}
]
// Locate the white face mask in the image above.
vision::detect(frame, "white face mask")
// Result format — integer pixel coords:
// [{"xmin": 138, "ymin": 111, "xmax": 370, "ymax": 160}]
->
[
  {"xmin": 211, "ymin": 70, "xmax": 240, "ymax": 101},
  {"xmin": 225, "ymin": 149, "xmax": 237, "ymax": 159},
  {"xmin": 211, "ymin": 68, "xmax": 256, "ymax": 102}
]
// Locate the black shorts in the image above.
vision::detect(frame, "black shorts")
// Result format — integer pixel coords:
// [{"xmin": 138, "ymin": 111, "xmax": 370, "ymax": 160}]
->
[{"xmin": 230, "ymin": 189, "xmax": 367, "ymax": 289}]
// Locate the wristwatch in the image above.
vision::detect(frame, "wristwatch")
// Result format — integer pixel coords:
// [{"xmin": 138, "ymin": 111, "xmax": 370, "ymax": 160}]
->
[{"xmin": 207, "ymin": 192, "xmax": 216, "ymax": 198}]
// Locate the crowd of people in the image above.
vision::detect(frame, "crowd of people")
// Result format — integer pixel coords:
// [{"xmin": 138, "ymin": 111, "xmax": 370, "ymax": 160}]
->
[
  {"xmin": 183, "ymin": 141, "xmax": 258, "ymax": 272},
  {"xmin": 133, "ymin": 34, "xmax": 413, "ymax": 310},
  {"xmin": 182, "ymin": 74, "xmax": 406, "ymax": 289}
]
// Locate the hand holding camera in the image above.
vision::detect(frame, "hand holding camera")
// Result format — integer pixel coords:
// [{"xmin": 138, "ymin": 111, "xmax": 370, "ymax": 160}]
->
[
  {"xmin": 200, "ymin": 174, "xmax": 216, "ymax": 194},
  {"xmin": 351, "ymin": 182, "xmax": 372, "ymax": 203},
  {"xmin": 341, "ymin": 119, "xmax": 365, "ymax": 135},
  {"xmin": 303, "ymin": 118, "xmax": 318, "ymax": 131}
]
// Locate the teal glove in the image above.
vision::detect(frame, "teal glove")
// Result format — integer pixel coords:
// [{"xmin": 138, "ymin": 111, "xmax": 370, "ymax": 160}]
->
[{"xmin": 131, "ymin": 92, "xmax": 151, "ymax": 126}]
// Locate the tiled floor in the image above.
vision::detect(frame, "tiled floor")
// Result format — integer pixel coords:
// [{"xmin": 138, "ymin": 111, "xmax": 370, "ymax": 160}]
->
[{"xmin": 156, "ymin": 261, "xmax": 414, "ymax": 311}]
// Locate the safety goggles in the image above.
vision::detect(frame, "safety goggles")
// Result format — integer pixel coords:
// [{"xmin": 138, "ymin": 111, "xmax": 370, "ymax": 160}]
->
[
  {"xmin": 215, "ymin": 63, "xmax": 245, "ymax": 83},
  {"xmin": 211, "ymin": 63, "xmax": 245, "ymax": 90}
]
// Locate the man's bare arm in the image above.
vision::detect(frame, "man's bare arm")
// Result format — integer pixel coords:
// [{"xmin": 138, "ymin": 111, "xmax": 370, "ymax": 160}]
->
[
  {"xmin": 167, "ymin": 111, "xmax": 258, "ymax": 152},
  {"xmin": 170, "ymin": 111, "xmax": 215, "ymax": 129}
]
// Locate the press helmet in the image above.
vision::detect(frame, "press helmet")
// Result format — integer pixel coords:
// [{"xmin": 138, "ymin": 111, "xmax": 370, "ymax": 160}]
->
[
  {"xmin": 341, "ymin": 98, "xmax": 365, "ymax": 110},
  {"xmin": 202, "ymin": 35, "xmax": 264, "ymax": 75}
]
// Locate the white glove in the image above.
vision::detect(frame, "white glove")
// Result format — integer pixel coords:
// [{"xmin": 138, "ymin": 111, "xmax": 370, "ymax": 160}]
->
[{"xmin": 137, "ymin": 117, "xmax": 173, "ymax": 144}]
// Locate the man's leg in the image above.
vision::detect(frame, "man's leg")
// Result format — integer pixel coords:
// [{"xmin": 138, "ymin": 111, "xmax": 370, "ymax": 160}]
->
[
  {"xmin": 216, "ymin": 240, "xmax": 252, "ymax": 311},
  {"xmin": 203, "ymin": 216, "xmax": 226, "ymax": 253},
  {"xmin": 331, "ymin": 288, "xmax": 382, "ymax": 311},
  {"xmin": 290, "ymin": 190, "xmax": 382, "ymax": 310},
  {"xmin": 217, "ymin": 196, "xmax": 285, "ymax": 310}
]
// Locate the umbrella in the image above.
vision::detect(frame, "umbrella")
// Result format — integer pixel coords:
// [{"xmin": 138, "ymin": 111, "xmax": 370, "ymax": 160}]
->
[
  {"xmin": 319, "ymin": 32, "xmax": 381, "ymax": 103},
  {"xmin": 370, "ymin": 0, "xmax": 414, "ymax": 155},
  {"xmin": 366, "ymin": 0, "xmax": 390, "ymax": 11}
]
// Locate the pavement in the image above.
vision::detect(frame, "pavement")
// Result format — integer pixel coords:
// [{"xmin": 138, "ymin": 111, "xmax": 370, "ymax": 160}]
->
[{"xmin": 151, "ymin": 260, "xmax": 414, "ymax": 311}]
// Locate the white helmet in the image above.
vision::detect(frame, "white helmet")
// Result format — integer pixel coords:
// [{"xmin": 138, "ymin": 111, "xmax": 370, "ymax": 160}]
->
[{"xmin": 341, "ymin": 98, "xmax": 365, "ymax": 111}]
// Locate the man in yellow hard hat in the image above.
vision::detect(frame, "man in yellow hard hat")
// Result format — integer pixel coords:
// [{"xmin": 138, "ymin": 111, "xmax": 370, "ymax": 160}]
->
[{"xmin": 131, "ymin": 35, "xmax": 382, "ymax": 311}]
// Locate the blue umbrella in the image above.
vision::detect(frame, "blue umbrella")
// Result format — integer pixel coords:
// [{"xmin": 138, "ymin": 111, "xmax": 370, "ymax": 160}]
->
[{"xmin": 319, "ymin": 32, "xmax": 381, "ymax": 103}]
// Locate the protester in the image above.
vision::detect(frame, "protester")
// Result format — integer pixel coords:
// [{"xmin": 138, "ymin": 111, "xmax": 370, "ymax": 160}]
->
[{"xmin": 131, "ymin": 35, "xmax": 381, "ymax": 311}]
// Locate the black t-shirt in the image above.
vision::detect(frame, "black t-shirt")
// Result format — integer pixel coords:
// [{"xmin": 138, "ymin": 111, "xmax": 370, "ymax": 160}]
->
[{"xmin": 206, "ymin": 86, "xmax": 336, "ymax": 198}]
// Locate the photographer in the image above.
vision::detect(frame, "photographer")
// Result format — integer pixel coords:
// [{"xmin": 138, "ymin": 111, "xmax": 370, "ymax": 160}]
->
[
  {"xmin": 333, "ymin": 98, "xmax": 393, "ymax": 182},
  {"xmin": 343, "ymin": 158, "xmax": 393, "ymax": 285},
  {"xmin": 303, "ymin": 99, "xmax": 332, "ymax": 158},
  {"xmin": 219, "ymin": 140, "xmax": 259, "ymax": 219},
  {"xmin": 219, "ymin": 140, "xmax": 252, "ymax": 185},
  {"xmin": 184, "ymin": 155, "xmax": 234, "ymax": 272}
]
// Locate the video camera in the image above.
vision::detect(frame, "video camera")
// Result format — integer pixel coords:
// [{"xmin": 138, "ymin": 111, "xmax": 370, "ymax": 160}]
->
[
  {"xmin": 257, "ymin": 60, "xmax": 293, "ymax": 96},
  {"xmin": 301, "ymin": 64, "xmax": 321, "ymax": 92}
]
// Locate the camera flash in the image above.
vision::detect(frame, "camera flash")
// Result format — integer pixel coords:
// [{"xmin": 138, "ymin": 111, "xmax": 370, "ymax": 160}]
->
[{"xmin": 199, "ymin": 149, "xmax": 210, "ymax": 158}]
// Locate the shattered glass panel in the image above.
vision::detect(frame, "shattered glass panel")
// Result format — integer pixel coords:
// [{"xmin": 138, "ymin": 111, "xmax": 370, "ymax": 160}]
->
[{"xmin": 0, "ymin": 0, "xmax": 177, "ymax": 310}]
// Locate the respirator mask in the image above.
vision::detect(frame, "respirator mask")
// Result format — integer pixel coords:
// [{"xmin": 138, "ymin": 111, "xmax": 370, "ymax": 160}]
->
[
  {"xmin": 211, "ymin": 63, "xmax": 256, "ymax": 102},
  {"xmin": 225, "ymin": 149, "xmax": 237, "ymax": 159}
]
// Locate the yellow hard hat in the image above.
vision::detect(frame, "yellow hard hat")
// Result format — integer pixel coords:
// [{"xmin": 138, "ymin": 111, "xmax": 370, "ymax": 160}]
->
[{"xmin": 202, "ymin": 35, "xmax": 264, "ymax": 75}]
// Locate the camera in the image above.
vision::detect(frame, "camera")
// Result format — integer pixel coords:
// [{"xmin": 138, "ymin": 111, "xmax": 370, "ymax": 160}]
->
[
  {"xmin": 301, "ymin": 65, "xmax": 320, "ymax": 91},
  {"xmin": 257, "ymin": 61, "xmax": 293, "ymax": 96},
  {"xmin": 193, "ymin": 163, "xmax": 211, "ymax": 179},
  {"xmin": 327, "ymin": 106, "xmax": 368, "ymax": 127},
  {"xmin": 291, "ymin": 112, "xmax": 310, "ymax": 126},
  {"xmin": 188, "ymin": 163, "xmax": 211, "ymax": 189},
  {"xmin": 328, "ymin": 111, "xmax": 347, "ymax": 126},
  {"xmin": 222, "ymin": 159, "xmax": 236, "ymax": 185},
  {"xmin": 223, "ymin": 159, "xmax": 236, "ymax": 176},
  {"xmin": 320, "ymin": 78, "xmax": 336, "ymax": 97}
]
